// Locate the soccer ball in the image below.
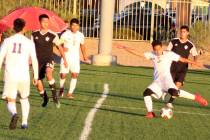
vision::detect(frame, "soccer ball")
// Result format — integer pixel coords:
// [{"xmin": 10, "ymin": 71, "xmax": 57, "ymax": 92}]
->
[{"xmin": 160, "ymin": 107, "xmax": 173, "ymax": 119}]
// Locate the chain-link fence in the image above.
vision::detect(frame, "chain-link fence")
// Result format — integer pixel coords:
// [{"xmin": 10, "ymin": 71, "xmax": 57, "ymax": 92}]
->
[{"xmin": 1, "ymin": 0, "xmax": 210, "ymax": 41}]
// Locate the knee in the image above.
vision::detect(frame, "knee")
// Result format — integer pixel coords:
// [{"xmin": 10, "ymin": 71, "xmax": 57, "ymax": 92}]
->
[
  {"xmin": 168, "ymin": 88, "xmax": 179, "ymax": 97},
  {"xmin": 60, "ymin": 73, "xmax": 67, "ymax": 79},
  {"xmin": 71, "ymin": 73, "xmax": 78, "ymax": 79},
  {"xmin": 143, "ymin": 88, "xmax": 154, "ymax": 97}
]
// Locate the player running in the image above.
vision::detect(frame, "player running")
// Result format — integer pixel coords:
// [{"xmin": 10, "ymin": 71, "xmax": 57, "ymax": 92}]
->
[
  {"xmin": 166, "ymin": 25, "xmax": 198, "ymax": 108},
  {"xmin": 121, "ymin": 40, "xmax": 208, "ymax": 118},
  {"xmin": 59, "ymin": 18, "xmax": 89, "ymax": 99},
  {"xmin": 0, "ymin": 18, "xmax": 38, "ymax": 129},
  {"xmin": 31, "ymin": 14, "xmax": 67, "ymax": 108}
]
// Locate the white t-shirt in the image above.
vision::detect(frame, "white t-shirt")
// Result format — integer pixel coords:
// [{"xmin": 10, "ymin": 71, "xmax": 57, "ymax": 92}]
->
[
  {"xmin": 60, "ymin": 30, "xmax": 85, "ymax": 61},
  {"xmin": 0, "ymin": 34, "xmax": 38, "ymax": 81},
  {"xmin": 144, "ymin": 51, "xmax": 180, "ymax": 80}
]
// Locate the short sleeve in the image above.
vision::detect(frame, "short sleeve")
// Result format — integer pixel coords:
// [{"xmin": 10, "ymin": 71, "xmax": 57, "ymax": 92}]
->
[
  {"xmin": 144, "ymin": 52, "xmax": 154, "ymax": 60},
  {"xmin": 53, "ymin": 34, "xmax": 61, "ymax": 46},
  {"xmin": 60, "ymin": 32, "xmax": 66, "ymax": 44},
  {"xmin": 190, "ymin": 45, "xmax": 198, "ymax": 56},
  {"xmin": 167, "ymin": 42, "xmax": 173, "ymax": 51},
  {"xmin": 168, "ymin": 51, "xmax": 180, "ymax": 62},
  {"xmin": 80, "ymin": 34, "xmax": 85, "ymax": 45}
]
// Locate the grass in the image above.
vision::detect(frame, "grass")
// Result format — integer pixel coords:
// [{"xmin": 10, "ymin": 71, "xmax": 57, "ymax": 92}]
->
[{"xmin": 0, "ymin": 64, "xmax": 210, "ymax": 140}]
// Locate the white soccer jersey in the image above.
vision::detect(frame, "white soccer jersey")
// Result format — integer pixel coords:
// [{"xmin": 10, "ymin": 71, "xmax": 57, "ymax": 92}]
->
[
  {"xmin": 144, "ymin": 51, "xmax": 180, "ymax": 80},
  {"xmin": 0, "ymin": 34, "xmax": 38, "ymax": 82},
  {"xmin": 60, "ymin": 30, "xmax": 85, "ymax": 61}
]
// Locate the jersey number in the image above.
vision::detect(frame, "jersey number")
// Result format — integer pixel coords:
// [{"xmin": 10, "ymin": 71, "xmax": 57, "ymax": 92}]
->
[{"xmin": 12, "ymin": 43, "xmax": 22, "ymax": 54}]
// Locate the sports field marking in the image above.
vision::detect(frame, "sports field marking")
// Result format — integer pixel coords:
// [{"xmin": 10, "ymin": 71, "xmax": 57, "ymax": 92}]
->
[
  {"xmin": 79, "ymin": 83, "xmax": 109, "ymax": 140},
  {"xmin": 101, "ymin": 105, "xmax": 210, "ymax": 116}
]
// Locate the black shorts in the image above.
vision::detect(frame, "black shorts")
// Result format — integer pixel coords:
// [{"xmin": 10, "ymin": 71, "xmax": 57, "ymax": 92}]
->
[
  {"xmin": 170, "ymin": 62, "xmax": 188, "ymax": 84},
  {"xmin": 38, "ymin": 60, "xmax": 54, "ymax": 80}
]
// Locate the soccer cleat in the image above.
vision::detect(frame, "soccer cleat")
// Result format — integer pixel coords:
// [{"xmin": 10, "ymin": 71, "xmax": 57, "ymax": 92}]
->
[
  {"xmin": 52, "ymin": 93, "xmax": 61, "ymax": 109},
  {"xmin": 59, "ymin": 88, "xmax": 64, "ymax": 98},
  {"xmin": 42, "ymin": 95, "xmax": 49, "ymax": 107},
  {"xmin": 9, "ymin": 114, "xmax": 19, "ymax": 130},
  {"xmin": 21, "ymin": 124, "xmax": 28, "ymax": 129},
  {"xmin": 166, "ymin": 103, "xmax": 174, "ymax": 109},
  {"xmin": 67, "ymin": 93, "xmax": 74, "ymax": 99},
  {"xmin": 145, "ymin": 112, "xmax": 156, "ymax": 119},
  {"xmin": 194, "ymin": 94, "xmax": 208, "ymax": 106}
]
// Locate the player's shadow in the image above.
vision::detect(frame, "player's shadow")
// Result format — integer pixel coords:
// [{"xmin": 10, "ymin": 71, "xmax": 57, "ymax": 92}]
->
[
  {"xmin": 76, "ymin": 89, "xmax": 144, "ymax": 102},
  {"xmin": 61, "ymin": 100, "xmax": 145, "ymax": 117},
  {"xmin": 98, "ymin": 107, "xmax": 145, "ymax": 117}
]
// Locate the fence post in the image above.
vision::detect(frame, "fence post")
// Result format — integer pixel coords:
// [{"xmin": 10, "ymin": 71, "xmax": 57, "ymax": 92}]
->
[
  {"xmin": 150, "ymin": 0, "xmax": 155, "ymax": 43},
  {"xmin": 92, "ymin": 0, "xmax": 117, "ymax": 66},
  {"xmin": 73, "ymin": 0, "xmax": 77, "ymax": 16}
]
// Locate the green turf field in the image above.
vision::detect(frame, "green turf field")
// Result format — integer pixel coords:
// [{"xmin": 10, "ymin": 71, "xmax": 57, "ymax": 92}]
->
[{"xmin": 0, "ymin": 64, "xmax": 210, "ymax": 140}]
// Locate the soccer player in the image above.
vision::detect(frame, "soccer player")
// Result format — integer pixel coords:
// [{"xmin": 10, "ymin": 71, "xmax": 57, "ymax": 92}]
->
[
  {"xmin": 59, "ymin": 18, "xmax": 89, "ymax": 99},
  {"xmin": 167, "ymin": 25, "xmax": 198, "ymax": 88},
  {"xmin": 0, "ymin": 18, "xmax": 38, "ymax": 129},
  {"xmin": 31, "ymin": 14, "xmax": 67, "ymax": 108},
  {"xmin": 123, "ymin": 40, "xmax": 208, "ymax": 118},
  {"xmin": 166, "ymin": 25, "xmax": 198, "ymax": 107}
]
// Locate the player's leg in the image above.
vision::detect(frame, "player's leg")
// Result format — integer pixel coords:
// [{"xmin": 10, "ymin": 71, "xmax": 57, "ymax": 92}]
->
[
  {"xmin": 45, "ymin": 63, "xmax": 60, "ymax": 108},
  {"xmin": 3, "ymin": 81, "xmax": 19, "ymax": 130},
  {"xmin": 59, "ymin": 59, "xmax": 69, "ymax": 97},
  {"xmin": 143, "ymin": 82, "xmax": 163, "ymax": 119},
  {"xmin": 36, "ymin": 80, "xmax": 49, "ymax": 107},
  {"xmin": 36, "ymin": 64, "xmax": 49, "ymax": 107},
  {"xmin": 59, "ymin": 73, "xmax": 67, "ymax": 97},
  {"xmin": 67, "ymin": 73, "xmax": 78, "ymax": 99},
  {"xmin": 18, "ymin": 81, "xmax": 30, "ymax": 129},
  {"xmin": 67, "ymin": 62, "xmax": 80, "ymax": 99},
  {"xmin": 167, "ymin": 89, "xmax": 208, "ymax": 107}
]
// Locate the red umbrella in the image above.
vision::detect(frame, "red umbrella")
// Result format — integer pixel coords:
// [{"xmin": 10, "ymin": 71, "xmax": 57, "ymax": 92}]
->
[
  {"xmin": 0, "ymin": 23, "xmax": 8, "ymax": 33},
  {"xmin": 0, "ymin": 7, "xmax": 67, "ymax": 32}
]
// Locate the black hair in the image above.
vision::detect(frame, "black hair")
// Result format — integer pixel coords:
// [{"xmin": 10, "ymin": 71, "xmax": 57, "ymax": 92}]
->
[
  {"xmin": 151, "ymin": 40, "xmax": 162, "ymax": 48},
  {"xmin": 13, "ymin": 18, "xmax": 26, "ymax": 33},
  {"xmin": 39, "ymin": 14, "xmax": 49, "ymax": 22},
  {"xmin": 180, "ymin": 25, "xmax": 189, "ymax": 32},
  {"xmin": 70, "ymin": 18, "xmax": 79, "ymax": 25}
]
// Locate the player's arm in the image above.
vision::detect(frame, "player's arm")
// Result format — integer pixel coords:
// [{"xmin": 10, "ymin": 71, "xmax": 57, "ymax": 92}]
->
[
  {"xmin": 29, "ymin": 42, "xmax": 39, "ymax": 85},
  {"xmin": 53, "ymin": 35, "xmax": 68, "ymax": 67},
  {"xmin": 0, "ymin": 39, "xmax": 8, "ymax": 70},
  {"xmin": 179, "ymin": 57, "xmax": 202, "ymax": 67},
  {"xmin": 80, "ymin": 44, "xmax": 88, "ymax": 61},
  {"xmin": 120, "ymin": 46, "xmax": 145, "ymax": 59}
]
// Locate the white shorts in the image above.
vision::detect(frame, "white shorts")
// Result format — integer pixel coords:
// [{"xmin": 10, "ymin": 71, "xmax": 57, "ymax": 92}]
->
[
  {"xmin": 147, "ymin": 76, "xmax": 177, "ymax": 99},
  {"xmin": 2, "ymin": 80, "xmax": 30, "ymax": 99},
  {"xmin": 60, "ymin": 58, "xmax": 80, "ymax": 74}
]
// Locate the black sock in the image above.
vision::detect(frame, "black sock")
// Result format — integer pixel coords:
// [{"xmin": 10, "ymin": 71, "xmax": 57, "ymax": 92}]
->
[
  {"xmin": 49, "ymin": 83, "xmax": 57, "ymax": 97},
  {"xmin": 168, "ymin": 96, "xmax": 175, "ymax": 103},
  {"xmin": 40, "ymin": 90, "xmax": 48, "ymax": 98}
]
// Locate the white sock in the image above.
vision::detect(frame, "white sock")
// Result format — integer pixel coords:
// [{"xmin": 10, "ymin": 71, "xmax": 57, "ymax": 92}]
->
[
  {"xmin": 68, "ymin": 78, "xmax": 77, "ymax": 94},
  {"xmin": 179, "ymin": 90, "xmax": 195, "ymax": 100},
  {"xmin": 7, "ymin": 102, "xmax": 17, "ymax": 116},
  {"xmin": 20, "ymin": 98, "xmax": 30, "ymax": 125},
  {"xmin": 48, "ymin": 79, "xmax": 55, "ymax": 85},
  {"xmin": 60, "ymin": 78, "xmax": 66, "ymax": 89},
  {"xmin": 144, "ymin": 96, "xmax": 153, "ymax": 112}
]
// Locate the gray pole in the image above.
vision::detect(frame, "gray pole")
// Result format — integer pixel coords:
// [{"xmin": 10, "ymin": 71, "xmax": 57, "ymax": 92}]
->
[
  {"xmin": 92, "ymin": 0, "xmax": 117, "ymax": 66},
  {"xmin": 150, "ymin": 0, "xmax": 155, "ymax": 42}
]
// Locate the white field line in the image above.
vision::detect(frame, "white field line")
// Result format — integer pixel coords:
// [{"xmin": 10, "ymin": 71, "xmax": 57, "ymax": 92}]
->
[
  {"xmin": 101, "ymin": 105, "xmax": 210, "ymax": 116},
  {"xmin": 79, "ymin": 83, "xmax": 109, "ymax": 140}
]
